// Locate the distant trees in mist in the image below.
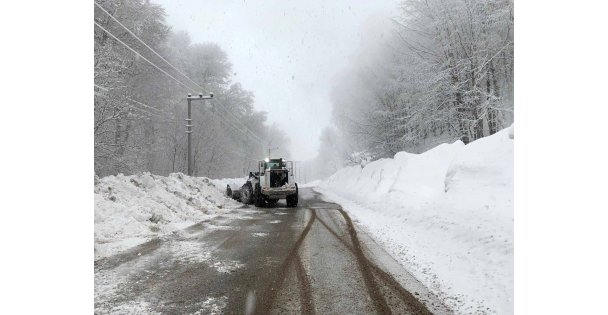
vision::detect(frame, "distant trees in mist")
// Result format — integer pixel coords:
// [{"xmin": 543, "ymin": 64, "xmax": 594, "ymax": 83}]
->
[
  {"xmin": 94, "ymin": 0, "xmax": 289, "ymax": 178},
  {"xmin": 319, "ymin": 0, "xmax": 513, "ymax": 172}
]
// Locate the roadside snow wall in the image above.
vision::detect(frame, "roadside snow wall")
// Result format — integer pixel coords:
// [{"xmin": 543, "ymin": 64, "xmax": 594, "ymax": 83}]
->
[
  {"xmin": 317, "ymin": 124, "xmax": 513, "ymax": 314},
  {"xmin": 94, "ymin": 173, "xmax": 240, "ymax": 260},
  {"xmin": 209, "ymin": 177, "xmax": 247, "ymax": 192}
]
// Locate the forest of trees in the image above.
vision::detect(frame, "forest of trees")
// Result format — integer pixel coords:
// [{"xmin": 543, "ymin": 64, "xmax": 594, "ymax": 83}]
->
[
  {"xmin": 314, "ymin": 0, "xmax": 513, "ymax": 175},
  {"xmin": 95, "ymin": 0, "xmax": 513, "ymax": 181},
  {"xmin": 94, "ymin": 0, "xmax": 290, "ymax": 178}
]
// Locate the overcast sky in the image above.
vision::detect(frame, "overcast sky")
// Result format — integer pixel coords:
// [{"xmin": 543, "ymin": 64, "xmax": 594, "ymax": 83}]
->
[{"xmin": 153, "ymin": 0, "xmax": 400, "ymax": 160}]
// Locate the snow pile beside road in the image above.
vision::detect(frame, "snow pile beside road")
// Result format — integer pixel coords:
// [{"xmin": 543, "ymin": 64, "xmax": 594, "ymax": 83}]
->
[
  {"xmin": 317, "ymin": 125, "xmax": 513, "ymax": 314},
  {"xmin": 299, "ymin": 179, "xmax": 321, "ymax": 188},
  {"xmin": 94, "ymin": 172, "xmax": 241, "ymax": 260},
  {"xmin": 210, "ymin": 177, "xmax": 246, "ymax": 192}
]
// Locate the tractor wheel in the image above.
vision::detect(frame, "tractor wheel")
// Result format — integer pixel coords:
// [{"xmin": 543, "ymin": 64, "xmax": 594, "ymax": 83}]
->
[
  {"xmin": 254, "ymin": 183, "xmax": 265, "ymax": 207},
  {"xmin": 232, "ymin": 190, "xmax": 242, "ymax": 202},
  {"xmin": 286, "ymin": 184, "xmax": 298, "ymax": 207},
  {"xmin": 241, "ymin": 183, "xmax": 253, "ymax": 204}
]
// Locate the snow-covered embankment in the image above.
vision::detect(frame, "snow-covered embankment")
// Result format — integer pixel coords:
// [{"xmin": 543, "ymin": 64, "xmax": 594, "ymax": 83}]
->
[
  {"xmin": 94, "ymin": 173, "xmax": 242, "ymax": 260},
  {"xmin": 316, "ymin": 125, "xmax": 514, "ymax": 314}
]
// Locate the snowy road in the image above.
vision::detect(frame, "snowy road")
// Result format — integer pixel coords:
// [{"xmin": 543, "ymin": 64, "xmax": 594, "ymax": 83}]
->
[{"xmin": 94, "ymin": 188, "xmax": 451, "ymax": 314}]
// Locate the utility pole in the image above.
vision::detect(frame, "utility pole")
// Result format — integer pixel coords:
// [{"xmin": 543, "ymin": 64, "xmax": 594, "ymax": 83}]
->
[{"xmin": 186, "ymin": 92, "xmax": 213, "ymax": 176}]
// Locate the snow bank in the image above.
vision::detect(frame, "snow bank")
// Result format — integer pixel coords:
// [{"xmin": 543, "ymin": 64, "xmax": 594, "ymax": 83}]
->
[
  {"xmin": 94, "ymin": 172, "xmax": 241, "ymax": 260},
  {"xmin": 317, "ymin": 125, "xmax": 513, "ymax": 314},
  {"xmin": 299, "ymin": 179, "xmax": 321, "ymax": 188},
  {"xmin": 210, "ymin": 177, "xmax": 247, "ymax": 192}
]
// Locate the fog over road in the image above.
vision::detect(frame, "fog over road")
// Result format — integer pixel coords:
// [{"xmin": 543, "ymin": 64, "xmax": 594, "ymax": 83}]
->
[{"xmin": 95, "ymin": 188, "xmax": 451, "ymax": 314}]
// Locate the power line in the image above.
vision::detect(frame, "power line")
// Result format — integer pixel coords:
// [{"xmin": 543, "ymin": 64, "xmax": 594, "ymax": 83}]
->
[
  {"xmin": 94, "ymin": 1, "xmax": 201, "ymax": 90},
  {"xmin": 93, "ymin": 90, "xmax": 262, "ymax": 159},
  {"xmin": 94, "ymin": 5, "xmax": 265, "ymax": 145},
  {"xmin": 95, "ymin": 84, "xmax": 168, "ymax": 114},
  {"xmin": 94, "ymin": 84, "xmax": 172, "ymax": 121},
  {"xmin": 211, "ymin": 105, "xmax": 265, "ymax": 145},
  {"xmin": 94, "ymin": 21, "xmax": 265, "ymax": 146},
  {"xmin": 94, "ymin": 21, "xmax": 194, "ymax": 92},
  {"xmin": 95, "ymin": 81, "xmax": 261, "ymax": 145},
  {"xmin": 127, "ymin": 105, "xmax": 163, "ymax": 119},
  {"xmin": 96, "ymin": 94, "xmax": 161, "ymax": 120},
  {"xmin": 126, "ymin": 97, "xmax": 165, "ymax": 114},
  {"xmin": 213, "ymin": 96, "xmax": 265, "ymax": 144}
]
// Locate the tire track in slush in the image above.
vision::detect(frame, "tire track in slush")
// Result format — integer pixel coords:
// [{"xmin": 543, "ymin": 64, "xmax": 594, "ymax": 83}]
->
[
  {"xmin": 257, "ymin": 202, "xmax": 432, "ymax": 315},
  {"xmin": 294, "ymin": 253, "xmax": 315, "ymax": 314},
  {"xmin": 337, "ymin": 208, "xmax": 391, "ymax": 315},
  {"xmin": 315, "ymin": 213, "xmax": 432, "ymax": 315},
  {"xmin": 255, "ymin": 208, "xmax": 317, "ymax": 314}
]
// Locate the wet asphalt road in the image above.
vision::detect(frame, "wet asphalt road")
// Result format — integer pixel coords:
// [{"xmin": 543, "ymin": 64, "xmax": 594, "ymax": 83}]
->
[{"xmin": 95, "ymin": 188, "xmax": 452, "ymax": 314}]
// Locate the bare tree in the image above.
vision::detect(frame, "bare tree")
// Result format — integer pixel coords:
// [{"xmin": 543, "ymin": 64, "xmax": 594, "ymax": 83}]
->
[
  {"xmin": 94, "ymin": 0, "xmax": 290, "ymax": 178},
  {"xmin": 329, "ymin": 0, "xmax": 513, "ymax": 160}
]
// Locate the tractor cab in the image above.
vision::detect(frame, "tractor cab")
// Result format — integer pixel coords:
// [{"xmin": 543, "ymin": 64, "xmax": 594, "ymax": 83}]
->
[
  {"xmin": 259, "ymin": 158, "xmax": 294, "ymax": 187},
  {"xmin": 230, "ymin": 157, "xmax": 298, "ymax": 207}
]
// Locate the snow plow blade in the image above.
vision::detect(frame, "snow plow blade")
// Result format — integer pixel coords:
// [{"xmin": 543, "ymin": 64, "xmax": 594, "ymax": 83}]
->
[{"xmin": 226, "ymin": 185, "xmax": 242, "ymax": 201}]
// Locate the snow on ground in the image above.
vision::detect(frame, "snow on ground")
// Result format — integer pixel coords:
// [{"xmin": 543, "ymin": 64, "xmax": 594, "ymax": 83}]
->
[
  {"xmin": 317, "ymin": 124, "xmax": 514, "ymax": 314},
  {"xmin": 94, "ymin": 172, "xmax": 242, "ymax": 260},
  {"xmin": 210, "ymin": 177, "xmax": 247, "ymax": 192},
  {"xmin": 299, "ymin": 179, "xmax": 321, "ymax": 188}
]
